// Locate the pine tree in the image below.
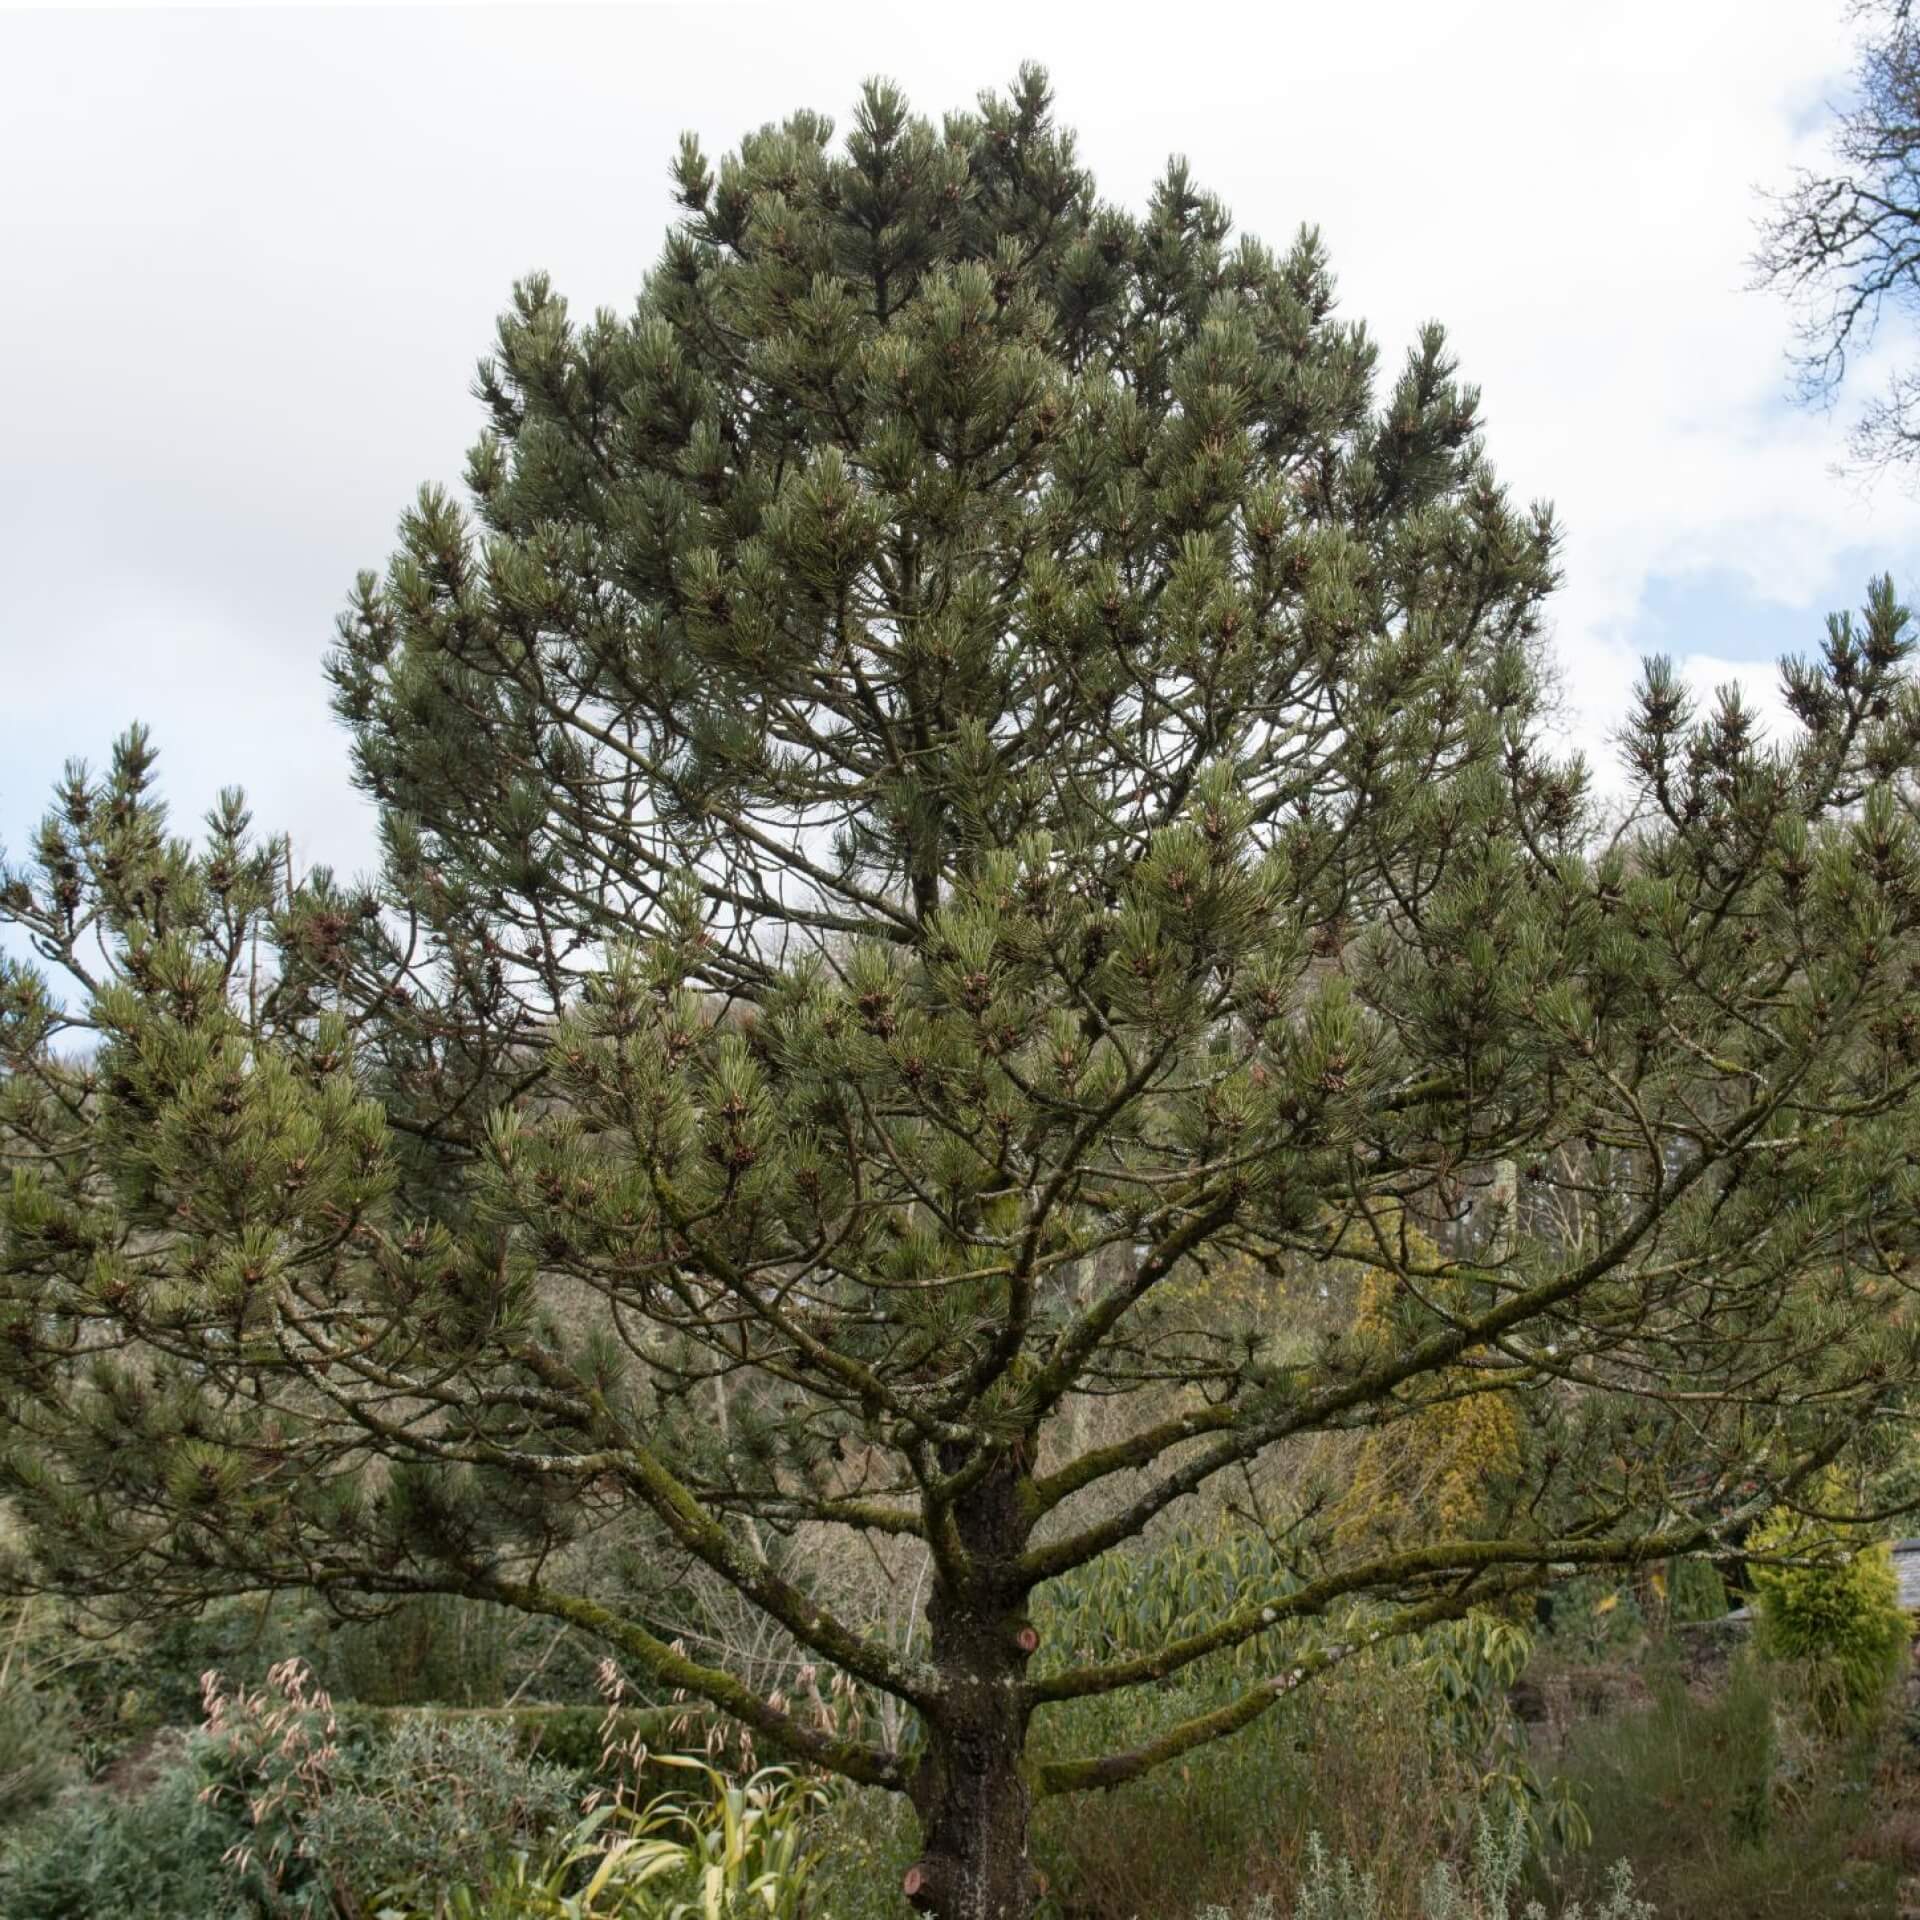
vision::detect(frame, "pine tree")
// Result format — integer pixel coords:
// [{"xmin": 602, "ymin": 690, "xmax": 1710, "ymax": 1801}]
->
[{"xmin": 6, "ymin": 70, "xmax": 1920, "ymax": 1920}]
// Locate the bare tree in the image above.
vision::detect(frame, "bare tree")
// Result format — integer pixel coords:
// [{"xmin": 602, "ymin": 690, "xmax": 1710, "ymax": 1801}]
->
[{"xmin": 1756, "ymin": 1, "xmax": 1920, "ymax": 477}]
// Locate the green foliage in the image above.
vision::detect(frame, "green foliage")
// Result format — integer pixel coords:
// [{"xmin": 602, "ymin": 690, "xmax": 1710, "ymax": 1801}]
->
[
  {"xmin": 0, "ymin": 1675, "xmax": 71, "ymax": 1829},
  {"xmin": 1665, "ymin": 1558, "xmax": 1731, "ymax": 1626},
  {"xmin": 196, "ymin": 1660, "xmax": 358, "ymax": 1918},
  {"xmin": 1409, "ymin": 1805, "xmax": 1653, "ymax": 1920},
  {"xmin": 1747, "ymin": 1501, "xmax": 1910, "ymax": 1728},
  {"xmin": 298, "ymin": 1715, "xmax": 578, "ymax": 1914},
  {"xmin": 1022, "ymin": 1580, "xmax": 1573, "ymax": 1919},
  {"xmin": 1537, "ymin": 1582, "xmax": 1647, "ymax": 1664},
  {"xmin": 196, "ymin": 1660, "xmax": 594, "ymax": 1917},
  {"xmin": 806, "ymin": 1786, "xmax": 920, "ymax": 1920},
  {"xmin": 53, "ymin": 1598, "xmax": 311, "ymax": 1766},
  {"xmin": 332, "ymin": 1706, "xmax": 691, "ymax": 1783},
  {"xmin": 321, "ymin": 1597, "xmax": 510, "ymax": 1709},
  {"xmin": 1537, "ymin": 1559, "xmax": 1735, "ymax": 1657},
  {"xmin": 1538, "ymin": 1655, "xmax": 1895, "ymax": 1919},
  {"xmin": 0, "ymin": 1608, "xmax": 77, "ymax": 1827},
  {"xmin": 0, "ymin": 1742, "xmax": 255, "ymax": 1920},
  {"xmin": 0, "ymin": 1726, "xmax": 825, "ymax": 1920},
  {"xmin": 373, "ymin": 1761, "xmax": 832, "ymax": 1920},
  {"xmin": 613, "ymin": 1757, "xmax": 830, "ymax": 1920},
  {"xmin": 1033, "ymin": 1521, "xmax": 1302, "ymax": 1680}
]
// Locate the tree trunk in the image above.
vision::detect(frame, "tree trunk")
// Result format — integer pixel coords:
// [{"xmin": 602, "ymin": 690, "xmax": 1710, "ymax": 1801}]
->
[
  {"xmin": 904, "ymin": 1464, "xmax": 1042, "ymax": 1920},
  {"xmin": 905, "ymin": 1702, "xmax": 1039, "ymax": 1920}
]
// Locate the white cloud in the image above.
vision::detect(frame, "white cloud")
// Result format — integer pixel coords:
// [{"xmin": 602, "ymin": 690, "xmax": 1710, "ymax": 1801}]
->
[{"xmin": 2, "ymin": 0, "xmax": 1913, "ymax": 878}]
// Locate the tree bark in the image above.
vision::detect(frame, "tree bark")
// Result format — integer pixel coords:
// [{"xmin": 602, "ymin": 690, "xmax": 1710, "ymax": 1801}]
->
[
  {"xmin": 905, "ymin": 1708, "xmax": 1039, "ymax": 1920},
  {"xmin": 905, "ymin": 1462, "xmax": 1043, "ymax": 1920}
]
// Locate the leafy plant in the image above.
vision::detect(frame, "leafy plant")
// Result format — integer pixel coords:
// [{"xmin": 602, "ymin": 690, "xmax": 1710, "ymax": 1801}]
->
[
  {"xmin": 612, "ymin": 1756, "xmax": 831, "ymax": 1920},
  {"xmin": 322, "ymin": 1597, "xmax": 511, "ymax": 1710},
  {"xmin": 1664, "ymin": 1557, "xmax": 1730, "ymax": 1626},
  {"xmin": 375, "ymin": 1760, "xmax": 833, "ymax": 1920},
  {"xmin": 194, "ymin": 1658, "xmax": 603, "ymax": 1918},
  {"xmin": 305, "ymin": 1713, "xmax": 578, "ymax": 1913},
  {"xmin": 1413, "ymin": 1803, "xmax": 1653, "ymax": 1920},
  {"xmin": 1024, "ymin": 1593, "xmax": 1560, "ymax": 1920},
  {"xmin": 196, "ymin": 1658, "xmax": 343, "ymax": 1918}
]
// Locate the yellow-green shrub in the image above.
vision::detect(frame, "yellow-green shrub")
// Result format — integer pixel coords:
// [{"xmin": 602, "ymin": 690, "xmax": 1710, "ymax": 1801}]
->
[{"xmin": 1746, "ymin": 1503, "xmax": 1909, "ymax": 1727}]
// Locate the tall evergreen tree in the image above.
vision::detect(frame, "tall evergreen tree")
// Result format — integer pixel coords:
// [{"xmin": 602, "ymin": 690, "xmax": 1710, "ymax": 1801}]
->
[{"xmin": 7, "ymin": 70, "xmax": 1920, "ymax": 1920}]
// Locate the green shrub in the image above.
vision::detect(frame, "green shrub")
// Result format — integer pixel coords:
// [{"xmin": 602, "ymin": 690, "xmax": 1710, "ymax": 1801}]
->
[
  {"xmin": 0, "ymin": 1682, "xmax": 71, "ymax": 1830},
  {"xmin": 1746, "ymin": 1504, "xmax": 1910, "ymax": 1728},
  {"xmin": 54, "ymin": 1594, "xmax": 317, "ymax": 1771},
  {"xmin": 0, "ymin": 1665, "xmax": 701, "ymax": 1920},
  {"xmin": 331, "ymin": 1703, "xmax": 711, "ymax": 1780},
  {"xmin": 1021, "ymin": 1559, "xmax": 1567, "ymax": 1920},
  {"xmin": 1411, "ymin": 1804, "xmax": 1654, "ymax": 1920},
  {"xmin": 300, "ymin": 1714, "xmax": 578, "ymax": 1913},
  {"xmin": 0, "ymin": 1740, "xmax": 254, "ymax": 1920},
  {"xmin": 1536, "ymin": 1580, "xmax": 1646, "ymax": 1661},
  {"xmin": 807, "ymin": 1785, "xmax": 919, "ymax": 1920},
  {"xmin": 1664, "ymin": 1556, "xmax": 1731, "ymax": 1625},
  {"xmin": 199, "ymin": 1660, "xmax": 587, "ymax": 1916}
]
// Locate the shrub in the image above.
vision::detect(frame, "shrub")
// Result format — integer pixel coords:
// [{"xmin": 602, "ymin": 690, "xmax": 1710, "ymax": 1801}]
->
[
  {"xmin": 195, "ymin": 1659, "xmax": 348, "ymax": 1917},
  {"xmin": 808, "ymin": 1785, "xmax": 920, "ymax": 1920},
  {"xmin": 1, "ymin": 1680, "xmax": 802, "ymax": 1920},
  {"xmin": 0, "ymin": 1738, "xmax": 254, "ymax": 1920},
  {"xmin": 53, "ymin": 1594, "xmax": 318, "ymax": 1772},
  {"xmin": 331, "ymin": 1703, "xmax": 685, "ymax": 1779},
  {"xmin": 1665, "ymin": 1556, "xmax": 1730, "ymax": 1626},
  {"xmin": 300, "ymin": 1714, "xmax": 578, "ymax": 1912},
  {"xmin": 1746, "ymin": 1502, "xmax": 1910, "ymax": 1729},
  {"xmin": 198, "ymin": 1659, "xmax": 587, "ymax": 1916},
  {"xmin": 0, "ymin": 1681, "xmax": 70, "ymax": 1830},
  {"xmin": 1410, "ymin": 1804, "xmax": 1654, "ymax": 1920},
  {"xmin": 1022, "ymin": 1572, "xmax": 1566, "ymax": 1919}
]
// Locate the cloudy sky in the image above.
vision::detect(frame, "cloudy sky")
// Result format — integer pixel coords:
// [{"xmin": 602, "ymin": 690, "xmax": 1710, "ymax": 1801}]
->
[{"xmin": 4, "ymin": 0, "xmax": 1917, "ymax": 905}]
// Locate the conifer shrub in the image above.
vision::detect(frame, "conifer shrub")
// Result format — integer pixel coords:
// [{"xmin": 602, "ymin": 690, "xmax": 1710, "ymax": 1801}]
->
[
  {"xmin": 1663, "ymin": 1556, "xmax": 1731, "ymax": 1626},
  {"xmin": 0, "ymin": 1609, "xmax": 77, "ymax": 1828},
  {"xmin": 1746, "ymin": 1502, "xmax": 1910, "ymax": 1729},
  {"xmin": 319, "ymin": 1594, "xmax": 510, "ymax": 1709}
]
